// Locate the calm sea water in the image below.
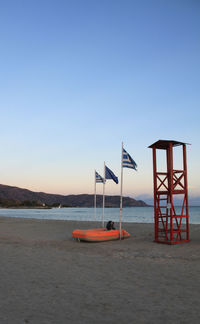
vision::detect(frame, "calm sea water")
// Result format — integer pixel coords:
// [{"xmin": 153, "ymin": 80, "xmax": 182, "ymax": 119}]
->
[{"xmin": 0, "ymin": 206, "xmax": 199, "ymax": 224}]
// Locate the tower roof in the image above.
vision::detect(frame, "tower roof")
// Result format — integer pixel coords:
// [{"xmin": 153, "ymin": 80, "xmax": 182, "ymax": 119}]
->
[{"xmin": 148, "ymin": 140, "xmax": 190, "ymax": 150}]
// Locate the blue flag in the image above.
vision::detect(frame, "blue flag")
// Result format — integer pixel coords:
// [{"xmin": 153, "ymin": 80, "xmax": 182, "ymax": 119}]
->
[
  {"xmin": 122, "ymin": 148, "xmax": 137, "ymax": 170},
  {"xmin": 105, "ymin": 166, "xmax": 118, "ymax": 184},
  {"xmin": 95, "ymin": 171, "xmax": 104, "ymax": 183}
]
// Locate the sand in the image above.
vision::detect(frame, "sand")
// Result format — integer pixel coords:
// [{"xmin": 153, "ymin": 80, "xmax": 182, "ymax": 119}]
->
[{"xmin": 0, "ymin": 216, "xmax": 200, "ymax": 324}]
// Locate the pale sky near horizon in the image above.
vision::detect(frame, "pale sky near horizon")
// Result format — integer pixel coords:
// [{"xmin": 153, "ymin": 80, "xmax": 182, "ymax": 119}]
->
[{"xmin": 0, "ymin": 0, "xmax": 199, "ymax": 199}]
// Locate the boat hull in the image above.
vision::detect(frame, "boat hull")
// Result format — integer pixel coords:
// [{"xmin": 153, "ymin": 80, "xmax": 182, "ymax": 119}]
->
[{"xmin": 72, "ymin": 228, "xmax": 130, "ymax": 242}]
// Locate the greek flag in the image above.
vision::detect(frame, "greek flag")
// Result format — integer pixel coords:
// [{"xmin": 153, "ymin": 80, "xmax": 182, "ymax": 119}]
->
[
  {"xmin": 95, "ymin": 171, "xmax": 104, "ymax": 183},
  {"xmin": 122, "ymin": 148, "xmax": 137, "ymax": 170},
  {"xmin": 105, "ymin": 166, "xmax": 118, "ymax": 184}
]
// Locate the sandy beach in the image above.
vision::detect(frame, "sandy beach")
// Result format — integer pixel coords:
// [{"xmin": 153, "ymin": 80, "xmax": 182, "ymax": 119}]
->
[{"xmin": 0, "ymin": 217, "xmax": 200, "ymax": 324}]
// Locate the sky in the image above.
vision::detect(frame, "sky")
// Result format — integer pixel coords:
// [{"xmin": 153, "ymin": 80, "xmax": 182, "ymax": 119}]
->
[{"xmin": 0, "ymin": 0, "xmax": 200, "ymax": 200}]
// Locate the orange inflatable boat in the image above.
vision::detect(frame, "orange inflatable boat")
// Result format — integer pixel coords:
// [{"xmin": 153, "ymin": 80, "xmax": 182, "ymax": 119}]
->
[{"xmin": 72, "ymin": 228, "xmax": 130, "ymax": 242}]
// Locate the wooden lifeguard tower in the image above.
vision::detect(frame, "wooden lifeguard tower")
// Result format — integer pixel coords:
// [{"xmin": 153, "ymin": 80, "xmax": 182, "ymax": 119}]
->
[{"xmin": 149, "ymin": 140, "xmax": 190, "ymax": 244}]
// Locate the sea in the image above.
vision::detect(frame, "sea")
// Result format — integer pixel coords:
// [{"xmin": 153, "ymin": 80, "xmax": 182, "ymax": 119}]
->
[{"xmin": 0, "ymin": 206, "xmax": 200, "ymax": 224}]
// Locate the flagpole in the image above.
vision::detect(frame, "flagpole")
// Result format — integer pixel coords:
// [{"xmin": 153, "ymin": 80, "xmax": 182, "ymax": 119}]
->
[
  {"xmin": 102, "ymin": 162, "xmax": 105, "ymax": 228},
  {"xmin": 120, "ymin": 142, "xmax": 124, "ymax": 240},
  {"xmin": 94, "ymin": 170, "xmax": 96, "ymax": 221}
]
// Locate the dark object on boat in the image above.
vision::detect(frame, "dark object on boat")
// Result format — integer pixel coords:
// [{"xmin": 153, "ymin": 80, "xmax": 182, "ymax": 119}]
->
[{"xmin": 106, "ymin": 221, "xmax": 115, "ymax": 231}]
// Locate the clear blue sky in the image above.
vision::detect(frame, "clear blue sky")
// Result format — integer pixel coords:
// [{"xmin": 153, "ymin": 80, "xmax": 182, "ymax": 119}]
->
[{"xmin": 0, "ymin": 0, "xmax": 199, "ymax": 199}]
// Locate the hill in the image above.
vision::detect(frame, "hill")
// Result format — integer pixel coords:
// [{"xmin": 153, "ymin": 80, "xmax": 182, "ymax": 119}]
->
[{"xmin": 0, "ymin": 184, "xmax": 148, "ymax": 207}]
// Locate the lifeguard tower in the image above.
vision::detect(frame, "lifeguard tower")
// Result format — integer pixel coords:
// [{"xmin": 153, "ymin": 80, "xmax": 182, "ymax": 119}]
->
[{"xmin": 149, "ymin": 140, "xmax": 190, "ymax": 244}]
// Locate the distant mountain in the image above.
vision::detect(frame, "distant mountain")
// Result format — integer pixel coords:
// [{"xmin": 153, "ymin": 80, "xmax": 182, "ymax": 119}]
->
[
  {"xmin": 0, "ymin": 184, "xmax": 148, "ymax": 207},
  {"xmin": 188, "ymin": 197, "xmax": 200, "ymax": 206},
  {"xmin": 136, "ymin": 194, "xmax": 200, "ymax": 207},
  {"xmin": 135, "ymin": 194, "xmax": 154, "ymax": 206}
]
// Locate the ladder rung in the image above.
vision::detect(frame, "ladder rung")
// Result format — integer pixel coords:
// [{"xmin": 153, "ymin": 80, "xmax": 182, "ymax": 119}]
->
[{"xmin": 173, "ymin": 230, "xmax": 187, "ymax": 233}]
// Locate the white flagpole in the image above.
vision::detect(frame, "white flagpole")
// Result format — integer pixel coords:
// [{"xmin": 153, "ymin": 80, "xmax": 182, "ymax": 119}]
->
[
  {"xmin": 102, "ymin": 162, "xmax": 106, "ymax": 228},
  {"xmin": 120, "ymin": 142, "xmax": 124, "ymax": 240},
  {"xmin": 94, "ymin": 170, "xmax": 96, "ymax": 221}
]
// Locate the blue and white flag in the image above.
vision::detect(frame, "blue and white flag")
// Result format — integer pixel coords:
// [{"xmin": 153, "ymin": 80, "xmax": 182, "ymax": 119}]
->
[
  {"xmin": 122, "ymin": 148, "xmax": 137, "ymax": 170},
  {"xmin": 95, "ymin": 171, "xmax": 104, "ymax": 183},
  {"xmin": 105, "ymin": 166, "xmax": 118, "ymax": 184}
]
